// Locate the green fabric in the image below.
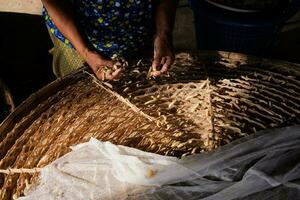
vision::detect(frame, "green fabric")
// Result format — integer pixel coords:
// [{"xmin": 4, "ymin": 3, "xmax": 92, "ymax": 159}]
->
[{"xmin": 48, "ymin": 29, "xmax": 85, "ymax": 77}]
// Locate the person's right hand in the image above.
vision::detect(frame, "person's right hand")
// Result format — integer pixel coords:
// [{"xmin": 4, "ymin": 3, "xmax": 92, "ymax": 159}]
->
[{"xmin": 83, "ymin": 50, "xmax": 123, "ymax": 81}]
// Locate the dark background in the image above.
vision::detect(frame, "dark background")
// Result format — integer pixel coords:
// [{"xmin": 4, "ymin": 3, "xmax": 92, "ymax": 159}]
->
[{"xmin": 0, "ymin": 12, "xmax": 55, "ymax": 106}]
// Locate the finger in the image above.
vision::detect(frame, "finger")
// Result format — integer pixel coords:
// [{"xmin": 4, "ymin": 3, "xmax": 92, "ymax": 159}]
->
[
  {"xmin": 96, "ymin": 72, "xmax": 105, "ymax": 81},
  {"xmin": 95, "ymin": 67, "xmax": 104, "ymax": 80},
  {"xmin": 151, "ymin": 70, "xmax": 162, "ymax": 77},
  {"xmin": 111, "ymin": 68, "xmax": 124, "ymax": 80},
  {"xmin": 112, "ymin": 72, "xmax": 123, "ymax": 80},
  {"xmin": 100, "ymin": 71, "xmax": 106, "ymax": 81},
  {"xmin": 160, "ymin": 57, "xmax": 166, "ymax": 65},
  {"xmin": 152, "ymin": 56, "xmax": 162, "ymax": 72},
  {"xmin": 105, "ymin": 68, "xmax": 123, "ymax": 80},
  {"xmin": 160, "ymin": 57, "xmax": 172, "ymax": 74},
  {"xmin": 102, "ymin": 60, "xmax": 115, "ymax": 68},
  {"xmin": 105, "ymin": 71, "xmax": 114, "ymax": 80}
]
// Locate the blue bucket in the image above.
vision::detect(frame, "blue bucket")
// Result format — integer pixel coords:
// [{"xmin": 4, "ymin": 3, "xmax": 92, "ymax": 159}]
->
[{"xmin": 189, "ymin": 0, "xmax": 300, "ymax": 56}]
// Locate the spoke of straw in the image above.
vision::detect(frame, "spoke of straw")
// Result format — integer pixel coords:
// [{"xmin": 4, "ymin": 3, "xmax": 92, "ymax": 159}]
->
[{"xmin": 83, "ymin": 70, "xmax": 156, "ymax": 122}]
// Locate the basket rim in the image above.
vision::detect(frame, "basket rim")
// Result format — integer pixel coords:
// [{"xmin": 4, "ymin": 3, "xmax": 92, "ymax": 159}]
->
[{"xmin": 0, "ymin": 68, "xmax": 86, "ymax": 137}]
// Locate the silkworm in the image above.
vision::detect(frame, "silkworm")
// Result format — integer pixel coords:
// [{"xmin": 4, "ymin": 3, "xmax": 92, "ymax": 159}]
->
[
  {"xmin": 168, "ymin": 101, "xmax": 176, "ymax": 109},
  {"xmin": 145, "ymin": 98, "xmax": 157, "ymax": 105},
  {"xmin": 166, "ymin": 124, "xmax": 172, "ymax": 130},
  {"xmin": 177, "ymin": 142, "xmax": 187, "ymax": 149},
  {"xmin": 133, "ymin": 69, "xmax": 140, "ymax": 73},
  {"xmin": 123, "ymin": 87, "xmax": 130, "ymax": 92},
  {"xmin": 185, "ymin": 93, "xmax": 198, "ymax": 100},
  {"xmin": 200, "ymin": 80, "xmax": 208, "ymax": 89},
  {"xmin": 173, "ymin": 132, "xmax": 184, "ymax": 137},
  {"xmin": 190, "ymin": 102, "xmax": 200, "ymax": 112},
  {"xmin": 137, "ymin": 59, "xmax": 143, "ymax": 66},
  {"xmin": 171, "ymin": 141, "xmax": 181, "ymax": 148},
  {"xmin": 181, "ymin": 152, "xmax": 190, "ymax": 157},
  {"xmin": 191, "ymin": 147, "xmax": 199, "ymax": 154},
  {"xmin": 161, "ymin": 115, "xmax": 167, "ymax": 123},
  {"xmin": 103, "ymin": 82, "xmax": 113, "ymax": 89}
]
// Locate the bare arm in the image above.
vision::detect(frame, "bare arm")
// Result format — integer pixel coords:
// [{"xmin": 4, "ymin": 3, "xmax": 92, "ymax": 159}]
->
[
  {"xmin": 42, "ymin": 0, "xmax": 122, "ymax": 80},
  {"xmin": 42, "ymin": 0, "xmax": 89, "ymax": 57},
  {"xmin": 152, "ymin": 0, "xmax": 179, "ymax": 76}
]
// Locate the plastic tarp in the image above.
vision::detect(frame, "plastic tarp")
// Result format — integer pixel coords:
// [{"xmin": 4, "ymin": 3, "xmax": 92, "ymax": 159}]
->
[{"xmin": 20, "ymin": 125, "xmax": 300, "ymax": 200}]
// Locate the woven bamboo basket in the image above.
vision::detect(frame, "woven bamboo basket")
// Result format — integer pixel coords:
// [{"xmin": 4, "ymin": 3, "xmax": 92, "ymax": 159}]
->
[
  {"xmin": 0, "ymin": 79, "xmax": 14, "ymax": 123},
  {"xmin": 0, "ymin": 51, "xmax": 300, "ymax": 199}
]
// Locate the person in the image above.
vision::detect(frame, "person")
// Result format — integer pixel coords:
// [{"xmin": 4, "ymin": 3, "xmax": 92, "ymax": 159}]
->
[{"xmin": 41, "ymin": 0, "xmax": 179, "ymax": 80}]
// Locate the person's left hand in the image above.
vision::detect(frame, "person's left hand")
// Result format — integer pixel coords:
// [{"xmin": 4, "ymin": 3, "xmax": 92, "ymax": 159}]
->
[{"xmin": 151, "ymin": 35, "xmax": 175, "ymax": 77}]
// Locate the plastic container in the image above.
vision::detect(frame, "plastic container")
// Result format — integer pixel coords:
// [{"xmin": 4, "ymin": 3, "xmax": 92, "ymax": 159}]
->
[{"xmin": 189, "ymin": 0, "xmax": 300, "ymax": 56}]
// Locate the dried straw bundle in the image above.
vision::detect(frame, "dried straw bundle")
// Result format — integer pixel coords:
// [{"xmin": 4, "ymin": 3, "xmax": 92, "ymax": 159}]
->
[{"xmin": 0, "ymin": 52, "xmax": 299, "ymax": 199}]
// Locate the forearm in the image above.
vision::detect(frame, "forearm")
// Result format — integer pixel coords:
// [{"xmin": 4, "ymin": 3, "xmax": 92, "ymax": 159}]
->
[
  {"xmin": 155, "ymin": 0, "xmax": 179, "ymax": 38},
  {"xmin": 41, "ymin": 0, "xmax": 91, "ymax": 58},
  {"xmin": 151, "ymin": 0, "xmax": 178, "ymax": 76}
]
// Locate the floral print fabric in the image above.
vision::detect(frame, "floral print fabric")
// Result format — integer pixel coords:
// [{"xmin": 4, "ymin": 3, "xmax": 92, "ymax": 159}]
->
[{"xmin": 43, "ymin": 0, "xmax": 154, "ymax": 58}]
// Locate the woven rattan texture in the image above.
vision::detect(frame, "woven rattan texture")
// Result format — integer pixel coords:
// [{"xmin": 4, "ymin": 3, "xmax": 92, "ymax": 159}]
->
[{"xmin": 0, "ymin": 52, "xmax": 299, "ymax": 199}]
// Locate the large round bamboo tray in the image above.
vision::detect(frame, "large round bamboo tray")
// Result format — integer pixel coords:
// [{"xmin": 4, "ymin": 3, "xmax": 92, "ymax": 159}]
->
[
  {"xmin": 0, "ymin": 51, "xmax": 300, "ymax": 199},
  {"xmin": 0, "ymin": 79, "xmax": 14, "ymax": 123}
]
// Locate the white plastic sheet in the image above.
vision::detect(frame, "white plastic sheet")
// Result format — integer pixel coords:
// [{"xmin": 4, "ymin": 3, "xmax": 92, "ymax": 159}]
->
[{"xmin": 20, "ymin": 125, "xmax": 300, "ymax": 200}]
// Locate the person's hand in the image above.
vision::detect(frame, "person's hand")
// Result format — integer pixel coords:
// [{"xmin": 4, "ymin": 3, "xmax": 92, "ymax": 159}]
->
[
  {"xmin": 83, "ymin": 50, "xmax": 123, "ymax": 80},
  {"xmin": 151, "ymin": 35, "xmax": 175, "ymax": 77}
]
